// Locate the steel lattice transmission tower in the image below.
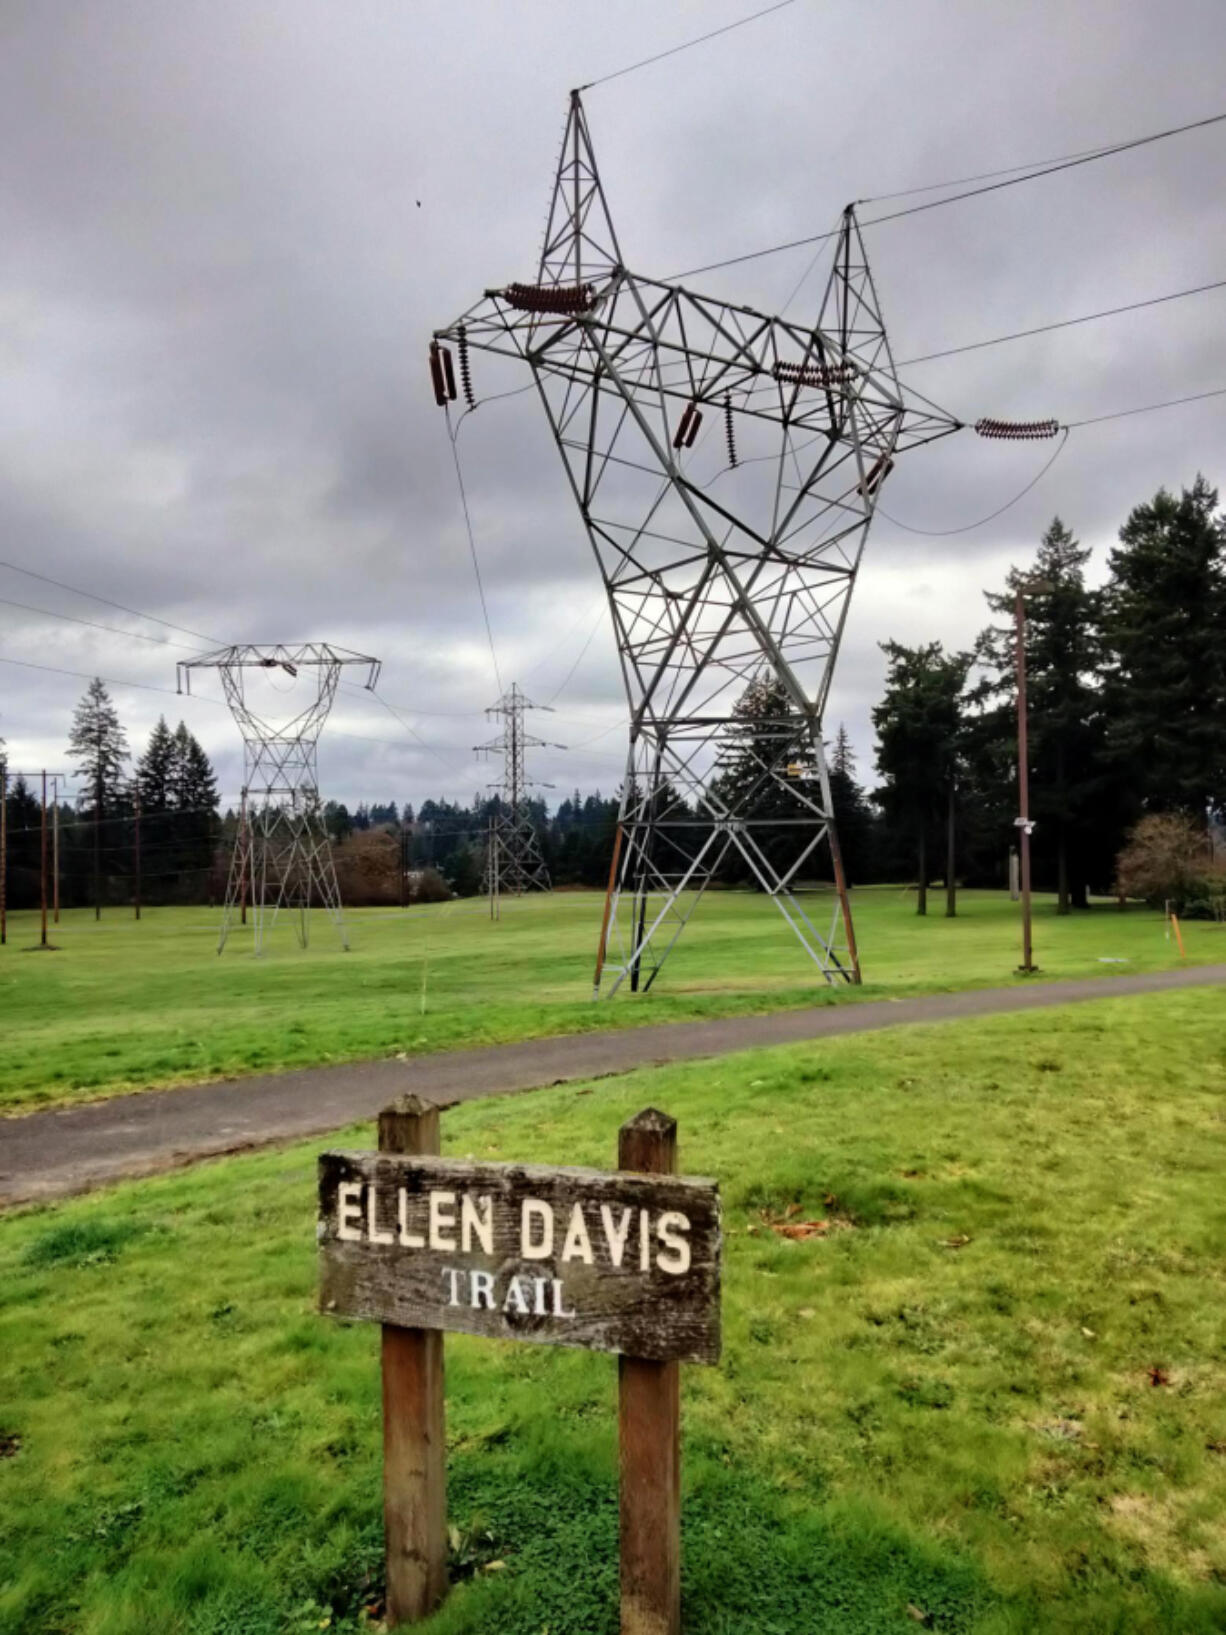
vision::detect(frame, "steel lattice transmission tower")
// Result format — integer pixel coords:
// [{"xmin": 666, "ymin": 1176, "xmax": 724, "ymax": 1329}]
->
[
  {"xmin": 433, "ymin": 92, "xmax": 962, "ymax": 996},
  {"xmin": 475, "ymin": 683, "xmax": 556, "ymax": 900},
  {"xmin": 178, "ymin": 644, "xmax": 381, "ymax": 953}
]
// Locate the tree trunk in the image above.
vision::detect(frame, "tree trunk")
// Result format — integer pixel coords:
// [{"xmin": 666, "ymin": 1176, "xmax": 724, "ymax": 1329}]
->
[
  {"xmin": 916, "ymin": 822, "xmax": 927, "ymax": 916},
  {"xmin": 945, "ymin": 779, "xmax": 957, "ymax": 918},
  {"xmin": 1056, "ymin": 821, "xmax": 1070, "ymax": 916}
]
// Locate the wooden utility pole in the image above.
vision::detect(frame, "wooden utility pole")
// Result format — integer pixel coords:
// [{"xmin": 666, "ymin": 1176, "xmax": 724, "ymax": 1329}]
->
[
  {"xmin": 0, "ymin": 764, "xmax": 7, "ymax": 946},
  {"xmin": 945, "ymin": 777, "xmax": 957, "ymax": 919},
  {"xmin": 618, "ymin": 1108, "xmax": 681, "ymax": 1635},
  {"xmin": 377, "ymin": 1095, "xmax": 448, "ymax": 1625},
  {"xmin": 40, "ymin": 771, "xmax": 49, "ymax": 948},
  {"xmin": 1015, "ymin": 587, "xmax": 1035, "ymax": 973},
  {"xmin": 51, "ymin": 775, "xmax": 60, "ymax": 924},
  {"xmin": 133, "ymin": 788, "xmax": 142, "ymax": 921}
]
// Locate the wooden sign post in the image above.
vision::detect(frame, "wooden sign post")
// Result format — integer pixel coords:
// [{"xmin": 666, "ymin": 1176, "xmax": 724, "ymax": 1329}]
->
[{"xmin": 318, "ymin": 1099, "xmax": 720, "ymax": 1632}]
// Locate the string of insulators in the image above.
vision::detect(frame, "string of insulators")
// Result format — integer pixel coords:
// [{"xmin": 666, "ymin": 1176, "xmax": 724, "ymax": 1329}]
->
[
  {"xmin": 457, "ymin": 327, "xmax": 475, "ymax": 410},
  {"xmin": 429, "ymin": 340, "xmax": 457, "ymax": 407},
  {"xmin": 974, "ymin": 417, "xmax": 1060, "ymax": 440},
  {"xmin": 672, "ymin": 401, "xmax": 703, "ymax": 450},
  {"xmin": 859, "ymin": 453, "xmax": 894, "ymax": 497},
  {"xmin": 773, "ymin": 359, "xmax": 858, "ymax": 388},
  {"xmin": 724, "ymin": 394, "xmax": 737, "ymax": 468},
  {"xmin": 503, "ymin": 281, "xmax": 597, "ymax": 315}
]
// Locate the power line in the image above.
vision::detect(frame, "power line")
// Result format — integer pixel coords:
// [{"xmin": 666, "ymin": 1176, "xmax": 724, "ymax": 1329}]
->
[
  {"xmin": 672, "ymin": 108, "xmax": 1226, "ymax": 280},
  {"xmin": 875, "ymin": 429, "xmax": 1071, "ymax": 538},
  {"xmin": 0, "ymin": 555, "xmax": 224, "ymax": 647},
  {"xmin": 896, "ymin": 276, "xmax": 1226, "ymax": 367},
  {"xmin": 0, "ymin": 593, "xmax": 208, "ymax": 653},
  {"xmin": 1066, "ymin": 385, "xmax": 1226, "ymax": 429},
  {"xmin": 578, "ymin": 0, "xmax": 795, "ymax": 91},
  {"xmin": 444, "ymin": 406, "xmax": 502, "ymax": 695}
]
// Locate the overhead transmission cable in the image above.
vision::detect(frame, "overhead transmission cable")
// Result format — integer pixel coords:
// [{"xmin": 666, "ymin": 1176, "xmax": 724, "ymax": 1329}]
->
[
  {"xmin": 1065, "ymin": 385, "xmax": 1226, "ymax": 428},
  {"xmin": 444, "ymin": 405, "xmax": 502, "ymax": 694},
  {"xmin": 875, "ymin": 429, "xmax": 1072, "ymax": 538},
  {"xmin": 0, "ymin": 554, "xmax": 225, "ymax": 647},
  {"xmin": 577, "ymin": 0, "xmax": 795, "ymax": 91},
  {"xmin": 672, "ymin": 108, "xmax": 1226, "ymax": 279},
  {"xmin": 0, "ymin": 593, "xmax": 210, "ymax": 652},
  {"xmin": 896, "ymin": 276, "xmax": 1226, "ymax": 367}
]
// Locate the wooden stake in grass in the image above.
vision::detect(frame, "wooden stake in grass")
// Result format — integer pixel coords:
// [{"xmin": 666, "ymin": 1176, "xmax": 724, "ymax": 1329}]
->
[
  {"xmin": 618, "ymin": 1108, "xmax": 681, "ymax": 1635},
  {"xmin": 378, "ymin": 1094, "xmax": 448, "ymax": 1625},
  {"xmin": 1171, "ymin": 913, "xmax": 1187, "ymax": 959}
]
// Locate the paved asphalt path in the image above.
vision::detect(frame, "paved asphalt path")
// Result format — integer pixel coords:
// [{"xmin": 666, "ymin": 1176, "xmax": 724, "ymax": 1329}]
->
[{"xmin": 3, "ymin": 964, "xmax": 1223, "ymax": 1208}]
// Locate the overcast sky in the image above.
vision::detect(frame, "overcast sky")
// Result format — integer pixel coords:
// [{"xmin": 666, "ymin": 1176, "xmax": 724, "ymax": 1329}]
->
[{"xmin": 1, "ymin": 0, "xmax": 1224, "ymax": 810}]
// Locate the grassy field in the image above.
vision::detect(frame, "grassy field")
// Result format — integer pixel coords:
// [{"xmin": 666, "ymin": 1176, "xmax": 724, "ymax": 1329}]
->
[
  {"xmin": 2, "ymin": 888, "xmax": 1221, "ymax": 1115},
  {"xmin": 2, "ymin": 988, "xmax": 1225, "ymax": 1633}
]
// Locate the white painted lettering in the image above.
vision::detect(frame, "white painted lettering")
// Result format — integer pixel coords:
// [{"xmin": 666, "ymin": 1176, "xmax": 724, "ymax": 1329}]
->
[
  {"xmin": 533, "ymin": 1276, "xmax": 549, "ymax": 1316},
  {"xmin": 600, "ymin": 1204, "xmax": 633, "ymax": 1268},
  {"xmin": 551, "ymin": 1279, "xmax": 576, "ymax": 1319},
  {"xmin": 461, "ymin": 1193, "xmax": 494, "ymax": 1255},
  {"xmin": 442, "ymin": 1267, "xmax": 465, "ymax": 1306},
  {"xmin": 639, "ymin": 1208, "xmax": 651, "ymax": 1271},
  {"xmin": 337, "ymin": 1182, "xmax": 363, "ymax": 1242},
  {"xmin": 503, "ymin": 1275, "xmax": 531, "ymax": 1314},
  {"xmin": 429, "ymin": 1190, "xmax": 457, "ymax": 1251},
  {"xmin": 367, "ymin": 1186, "xmax": 394, "ymax": 1246},
  {"xmin": 397, "ymin": 1188, "xmax": 425, "ymax": 1249},
  {"xmin": 470, "ymin": 1269, "xmax": 495, "ymax": 1310},
  {"xmin": 656, "ymin": 1210, "xmax": 692, "ymax": 1275},
  {"xmin": 521, "ymin": 1198, "xmax": 554, "ymax": 1260},
  {"xmin": 561, "ymin": 1203, "xmax": 594, "ymax": 1265}
]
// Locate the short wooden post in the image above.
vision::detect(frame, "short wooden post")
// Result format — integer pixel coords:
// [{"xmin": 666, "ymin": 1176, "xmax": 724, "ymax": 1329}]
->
[
  {"xmin": 378, "ymin": 1094, "xmax": 448, "ymax": 1625},
  {"xmin": 618, "ymin": 1109, "xmax": 681, "ymax": 1635}
]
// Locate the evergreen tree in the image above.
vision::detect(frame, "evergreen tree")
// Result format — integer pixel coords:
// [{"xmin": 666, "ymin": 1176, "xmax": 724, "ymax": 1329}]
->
[
  {"xmin": 827, "ymin": 724, "xmax": 874, "ymax": 887},
  {"xmin": 872, "ymin": 642, "xmax": 970, "ymax": 914},
  {"xmin": 1101, "ymin": 477, "xmax": 1226, "ymax": 823},
  {"xmin": 67, "ymin": 678, "xmax": 128, "ymax": 917},
  {"xmin": 136, "ymin": 717, "xmax": 176, "ymax": 813},
  {"xmin": 976, "ymin": 518, "xmax": 1106, "ymax": 911}
]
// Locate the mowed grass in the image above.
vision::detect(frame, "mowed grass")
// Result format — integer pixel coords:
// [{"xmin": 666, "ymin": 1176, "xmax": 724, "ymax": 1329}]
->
[
  {"xmin": 2, "ymin": 888, "xmax": 1221, "ymax": 1114},
  {"xmin": 2, "ymin": 990, "xmax": 1225, "ymax": 1633}
]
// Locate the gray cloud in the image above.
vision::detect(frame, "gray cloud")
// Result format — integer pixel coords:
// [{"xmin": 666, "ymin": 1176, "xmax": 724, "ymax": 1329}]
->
[{"xmin": 1, "ymin": 0, "xmax": 1224, "ymax": 807}]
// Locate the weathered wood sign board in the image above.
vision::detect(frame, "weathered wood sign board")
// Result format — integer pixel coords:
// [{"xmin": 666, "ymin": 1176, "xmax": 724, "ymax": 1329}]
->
[{"xmin": 318, "ymin": 1152, "xmax": 721, "ymax": 1364}]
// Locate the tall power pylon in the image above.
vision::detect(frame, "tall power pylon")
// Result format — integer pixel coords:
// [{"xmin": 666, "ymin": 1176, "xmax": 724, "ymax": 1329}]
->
[
  {"xmin": 178, "ymin": 643, "xmax": 381, "ymax": 953},
  {"xmin": 475, "ymin": 683, "xmax": 555, "ymax": 901},
  {"xmin": 432, "ymin": 92, "xmax": 964, "ymax": 995}
]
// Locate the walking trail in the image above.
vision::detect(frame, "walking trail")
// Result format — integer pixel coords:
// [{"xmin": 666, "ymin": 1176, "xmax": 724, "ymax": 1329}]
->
[{"xmin": 3, "ymin": 964, "xmax": 1223, "ymax": 1208}]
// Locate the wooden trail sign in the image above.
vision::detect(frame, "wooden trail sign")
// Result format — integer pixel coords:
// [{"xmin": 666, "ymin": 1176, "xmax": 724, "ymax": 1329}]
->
[{"xmin": 318, "ymin": 1098, "xmax": 720, "ymax": 1632}]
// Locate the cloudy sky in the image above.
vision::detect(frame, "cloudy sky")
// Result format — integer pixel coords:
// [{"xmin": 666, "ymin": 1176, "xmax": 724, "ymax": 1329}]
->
[{"xmin": 1, "ymin": 0, "xmax": 1224, "ymax": 810}]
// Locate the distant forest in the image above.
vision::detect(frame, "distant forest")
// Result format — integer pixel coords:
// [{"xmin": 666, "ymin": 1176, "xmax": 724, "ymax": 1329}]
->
[{"xmin": 3, "ymin": 479, "xmax": 1224, "ymax": 915}]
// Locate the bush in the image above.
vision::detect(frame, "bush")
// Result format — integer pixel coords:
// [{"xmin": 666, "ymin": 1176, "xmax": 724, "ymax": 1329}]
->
[{"xmin": 1114, "ymin": 813, "xmax": 1223, "ymax": 914}]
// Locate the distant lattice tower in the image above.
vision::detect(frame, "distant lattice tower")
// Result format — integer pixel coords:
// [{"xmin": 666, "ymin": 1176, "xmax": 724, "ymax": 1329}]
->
[
  {"xmin": 475, "ymin": 683, "xmax": 555, "ymax": 899},
  {"xmin": 178, "ymin": 644, "xmax": 380, "ymax": 952}
]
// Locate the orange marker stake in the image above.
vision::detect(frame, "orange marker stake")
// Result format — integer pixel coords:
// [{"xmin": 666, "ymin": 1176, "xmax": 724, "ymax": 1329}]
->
[{"xmin": 1171, "ymin": 913, "xmax": 1187, "ymax": 959}]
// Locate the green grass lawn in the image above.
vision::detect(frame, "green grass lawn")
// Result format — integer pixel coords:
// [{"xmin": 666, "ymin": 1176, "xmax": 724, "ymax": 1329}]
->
[
  {"xmin": 2, "ymin": 988, "xmax": 1225, "ymax": 1633},
  {"xmin": 2, "ymin": 888, "xmax": 1221, "ymax": 1114}
]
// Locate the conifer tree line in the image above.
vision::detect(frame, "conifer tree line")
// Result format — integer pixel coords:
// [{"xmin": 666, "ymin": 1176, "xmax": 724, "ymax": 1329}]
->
[
  {"xmin": 0, "ymin": 682, "xmax": 220, "ymax": 911},
  {"xmin": 2, "ymin": 478, "xmax": 1222, "ymax": 913}
]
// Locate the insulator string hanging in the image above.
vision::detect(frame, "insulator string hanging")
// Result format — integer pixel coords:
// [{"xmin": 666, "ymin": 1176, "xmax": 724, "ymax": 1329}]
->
[
  {"xmin": 723, "ymin": 393, "xmax": 737, "ymax": 467},
  {"xmin": 974, "ymin": 416, "xmax": 1060, "ymax": 440},
  {"xmin": 457, "ymin": 327, "xmax": 476, "ymax": 410},
  {"xmin": 428, "ymin": 340, "xmax": 457, "ymax": 407},
  {"xmin": 502, "ymin": 281, "xmax": 597, "ymax": 315},
  {"xmin": 858, "ymin": 452, "xmax": 894, "ymax": 497},
  {"xmin": 672, "ymin": 401, "xmax": 703, "ymax": 450},
  {"xmin": 773, "ymin": 359, "xmax": 858, "ymax": 387}
]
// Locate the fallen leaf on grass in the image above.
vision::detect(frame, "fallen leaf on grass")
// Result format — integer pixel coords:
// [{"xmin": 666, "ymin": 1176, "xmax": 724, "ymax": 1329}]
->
[
  {"xmin": 1149, "ymin": 1364, "xmax": 1171, "ymax": 1387},
  {"xmin": 797, "ymin": 1308, "xmax": 816, "ymax": 1319},
  {"xmin": 906, "ymin": 1606, "xmax": 932, "ymax": 1626},
  {"xmin": 1081, "ymin": 1327, "xmax": 1097, "ymax": 1339},
  {"xmin": 940, "ymin": 1234, "xmax": 972, "ymax": 1250},
  {"xmin": 771, "ymin": 1219, "xmax": 832, "ymax": 1240}
]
